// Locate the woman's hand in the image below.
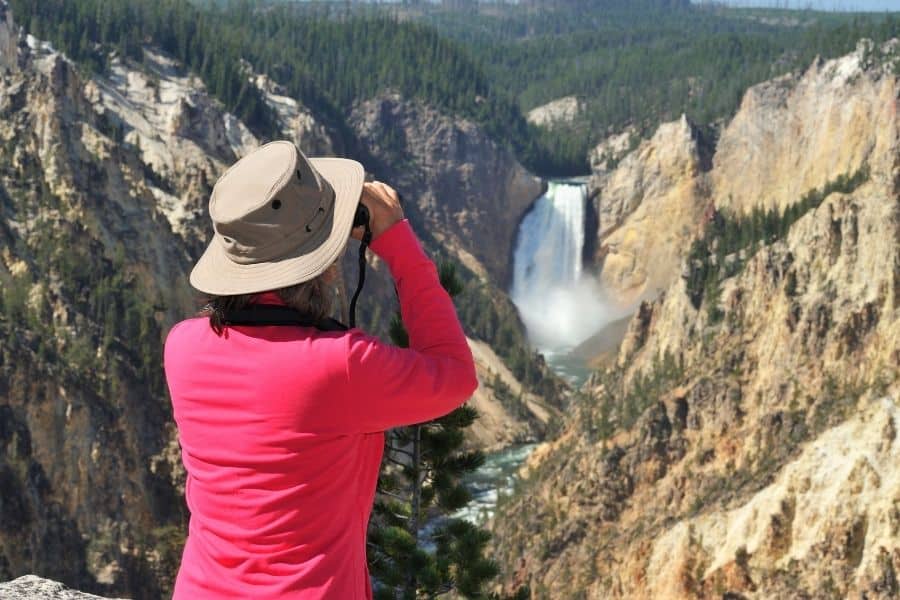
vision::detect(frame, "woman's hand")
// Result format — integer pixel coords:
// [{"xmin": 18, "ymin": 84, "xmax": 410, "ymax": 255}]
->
[{"xmin": 351, "ymin": 181, "xmax": 404, "ymax": 242}]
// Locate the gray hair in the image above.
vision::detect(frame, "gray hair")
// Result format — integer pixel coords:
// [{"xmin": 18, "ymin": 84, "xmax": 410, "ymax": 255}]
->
[{"xmin": 200, "ymin": 266, "xmax": 337, "ymax": 335}]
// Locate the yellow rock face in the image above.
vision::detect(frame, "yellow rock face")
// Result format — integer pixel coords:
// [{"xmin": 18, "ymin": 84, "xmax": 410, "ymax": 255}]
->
[
  {"xmin": 590, "ymin": 115, "xmax": 708, "ymax": 308},
  {"xmin": 589, "ymin": 40, "xmax": 898, "ymax": 311},
  {"xmin": 713, "ymin": 42, "xmax": 898, "ymax": 216}
]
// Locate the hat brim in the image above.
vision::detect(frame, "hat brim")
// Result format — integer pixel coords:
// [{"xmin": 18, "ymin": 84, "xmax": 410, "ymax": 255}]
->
[{"xmin": 189, "ymin": 157, "xmax": 365, "ymax": 296}]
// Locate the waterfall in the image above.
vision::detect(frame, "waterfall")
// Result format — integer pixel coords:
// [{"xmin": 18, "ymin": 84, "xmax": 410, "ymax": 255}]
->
[
  {"xmin": 511, "ymin": 180, "xmax": 610, "ymax": 352},
  {"xmin": 512, "ymin": 181, "xmax": 585, "ymax": 295}
]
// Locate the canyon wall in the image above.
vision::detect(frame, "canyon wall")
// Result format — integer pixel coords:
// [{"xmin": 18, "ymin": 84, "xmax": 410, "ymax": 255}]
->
[
  {"xmin": 588, "ymin": 115, "xmax": 710, "ymax": 308},
  {"xmin": 588, "ymin": 40, "xmax": 897, "ymax": 314},
  {"xmin": 492, "ymin": 39, "xmax": 900, "ymax": 599}
]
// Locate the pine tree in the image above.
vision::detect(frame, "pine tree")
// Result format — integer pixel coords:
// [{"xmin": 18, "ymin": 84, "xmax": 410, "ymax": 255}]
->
[{"xmin": 367, "ymin": 262, "xmax": 519, "ymax": 599}]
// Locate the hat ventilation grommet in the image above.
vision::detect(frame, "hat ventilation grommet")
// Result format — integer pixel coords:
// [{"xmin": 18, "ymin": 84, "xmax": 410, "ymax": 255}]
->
[{"xmin": 272, "ymin": 198, "xmax": 282, "ymax": 210}]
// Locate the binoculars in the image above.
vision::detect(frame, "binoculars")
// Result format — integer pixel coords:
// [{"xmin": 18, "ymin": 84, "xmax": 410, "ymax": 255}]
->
[
  {"xmin": 352, "ymin": 189, "xmax": 403, "ymax": 233},
  {"xmin": 353, "ymin": 203, "xmax": 370, "ymax": 232}
]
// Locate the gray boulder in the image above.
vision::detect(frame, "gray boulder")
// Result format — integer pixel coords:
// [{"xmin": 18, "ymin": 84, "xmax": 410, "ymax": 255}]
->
[{"xmin": 0, "ymin": 576, "xmax": 122, "ymax": 600}]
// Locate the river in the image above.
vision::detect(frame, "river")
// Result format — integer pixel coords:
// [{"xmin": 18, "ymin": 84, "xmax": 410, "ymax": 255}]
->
[
  {"xmin": 442, "ymin": 179, "xmax": 602, "ymax": 532},
  {"xmin": 448, "ymin": 353, "xmax": 591, "ymax": 532}
]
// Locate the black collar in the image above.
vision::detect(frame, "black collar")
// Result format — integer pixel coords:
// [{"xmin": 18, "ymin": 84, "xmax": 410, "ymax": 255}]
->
[{"xmin": 221, "ymin": 304, "xmax": 349, "ymax": 332}]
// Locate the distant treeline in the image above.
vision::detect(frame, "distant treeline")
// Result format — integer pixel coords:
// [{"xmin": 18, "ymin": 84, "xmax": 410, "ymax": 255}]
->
[
  {"xmin": 420, "ymin": 3, "xmax": 900, "ymax": 171},
  {"xmin": 12, "ymin": 0, "xmax": 900, "ymax": 176}
]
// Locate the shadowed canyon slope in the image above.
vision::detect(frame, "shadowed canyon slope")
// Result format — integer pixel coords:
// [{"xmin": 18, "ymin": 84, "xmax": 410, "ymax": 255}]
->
[
  {"xmin": 0, "ymin": 5, "xmax": 560, "ymax": 595},
  {"xmin": 491, "ymin": 40, "xmax": 900, "ymax": 599},
  {"xmin": 350, "ymin": 93, "xmax": 544, "ymax": 287}
]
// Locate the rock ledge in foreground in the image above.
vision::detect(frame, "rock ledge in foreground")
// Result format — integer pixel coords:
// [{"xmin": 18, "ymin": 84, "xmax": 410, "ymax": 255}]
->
[{"xmin": 0, "ymin": 576, "xmax": 123, "ymax": 599}]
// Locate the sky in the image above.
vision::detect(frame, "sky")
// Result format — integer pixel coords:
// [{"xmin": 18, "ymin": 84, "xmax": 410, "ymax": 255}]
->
[{"xmin": 692, "ymin": 0, "xmax": 900, "ymax": 11}]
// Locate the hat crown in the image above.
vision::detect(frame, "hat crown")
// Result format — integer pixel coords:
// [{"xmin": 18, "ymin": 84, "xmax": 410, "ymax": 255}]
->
[
  {"xmin": 209, "ymin": 141, "xmax": 335, "ymax": 264},
  {"xmin": 189, "ymin": 143, "xmax": 365, "ymax": 297}
]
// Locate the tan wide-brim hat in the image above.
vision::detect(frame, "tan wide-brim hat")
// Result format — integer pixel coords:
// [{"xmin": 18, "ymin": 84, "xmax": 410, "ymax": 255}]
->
[{"xmin": 190, "ymin": 141, "xmax": 365, "ymax": 296}]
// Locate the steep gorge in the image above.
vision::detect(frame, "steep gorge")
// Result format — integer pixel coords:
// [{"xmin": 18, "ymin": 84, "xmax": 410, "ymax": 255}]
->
[{"xmin": 491, "ymin": 40, "xmax": 900, "ymax": 599}]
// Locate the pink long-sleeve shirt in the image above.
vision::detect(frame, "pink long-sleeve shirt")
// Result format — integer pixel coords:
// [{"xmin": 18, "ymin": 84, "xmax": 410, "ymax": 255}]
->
[{"xmin": 163, "ymin": 219, "xmax": 478, "ymax": 599}]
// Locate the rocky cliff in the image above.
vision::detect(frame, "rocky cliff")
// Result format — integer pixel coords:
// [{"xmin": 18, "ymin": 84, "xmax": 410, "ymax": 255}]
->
[
  {"xmin": 588, "ymin": 115, "xmax": 711, "ymax": 308},
  {"xmin": 713, "ymin": 39, "xmax": 899, "ymax": 217},
  {"xmin": 0, "ymin": 35, "xmax": 189, "ymax": 600},
  {"xmin": 526, "ymin": 96, "xmax": 581, "ymax": 128},
  {"xmin": 491, "ymin": 40, "xmax": 900, "ymax": 599},
  {"xmin": 349, "ymin": 93, "xmax": 544, "ymax": 288},
  {"xmin": 0, "ymin": 6, "xmax": 559, "ymax": 596},
  {"xmin": 588, "ymin": 40, "xmax": 898, "ymax": 313}
]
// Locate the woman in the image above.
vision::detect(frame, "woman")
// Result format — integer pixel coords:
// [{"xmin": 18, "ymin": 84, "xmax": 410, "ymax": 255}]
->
[{"xmin": 163, "ymin": 141, "xmax": 478, "ymax": 598}]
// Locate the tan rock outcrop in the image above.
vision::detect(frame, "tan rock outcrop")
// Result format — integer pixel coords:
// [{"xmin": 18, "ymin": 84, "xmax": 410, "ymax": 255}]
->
[
  {"xmin": 588, "ymin": 125, "xmax": 638, "ymax": 175},
  {"xmin": 589, "ymin": 115, "xmax": 709, "ymax": 307},
  {"xmin": 250, "ymin": 71, "xmax": 338, "ymax": 158},
  {"xmin": 86, "ymin": 49, "xmax": 341, "ymax": 247},
  {"xmin": 588, "ymin": 40, "xmax": 899, "ymax": 311},
  {"xmin": 713, "ymin": 39, "xmax": 899, "ymax": 216},
  {"xmin": 526, "ymin": 95, "xmax": 581, "ymax": 128},
  {"xmin": 638, "ymin": 393, "xmax": 900, "ymax": 600}
]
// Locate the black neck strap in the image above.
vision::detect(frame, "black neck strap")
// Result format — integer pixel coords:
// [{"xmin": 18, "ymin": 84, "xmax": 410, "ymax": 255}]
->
[
  {"xmin": 348, "ymin": 223, "xmax": 372, "ymax": 329},
  {"xmin": 222, "ymin": 304, "xmax": 348, "ymax": 332}
]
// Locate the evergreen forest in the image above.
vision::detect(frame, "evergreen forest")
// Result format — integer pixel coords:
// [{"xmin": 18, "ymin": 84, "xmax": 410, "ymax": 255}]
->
[{"xmin": 13, "ymin": 0, "xmax": 900, "ymax": 175}]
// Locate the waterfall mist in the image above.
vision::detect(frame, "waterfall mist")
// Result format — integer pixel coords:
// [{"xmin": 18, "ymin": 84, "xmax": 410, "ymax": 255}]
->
[{"xmin": 511, "ymin": 181, "xmax": 616, "ymax": 351}]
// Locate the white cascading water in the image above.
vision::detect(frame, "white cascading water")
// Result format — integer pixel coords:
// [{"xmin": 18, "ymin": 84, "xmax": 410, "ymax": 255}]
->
[
  {"xmin": 442, "ymin": 181, "xmax": 615, "ymax": 527},
  {"xmin": 511, "ymin": 181, "xmax": 611, "ymax": 352}
]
